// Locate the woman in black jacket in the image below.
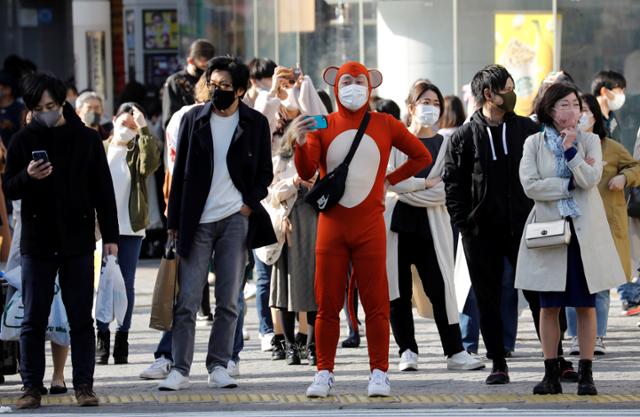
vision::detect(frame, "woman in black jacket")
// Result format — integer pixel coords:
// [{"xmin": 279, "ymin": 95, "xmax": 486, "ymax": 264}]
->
[{"xmin": 3, "ymin": 72, "xmax": 119, "ymax": 410}]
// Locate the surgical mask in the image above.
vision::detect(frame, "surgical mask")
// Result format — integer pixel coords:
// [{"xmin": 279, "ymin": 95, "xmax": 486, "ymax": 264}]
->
[
  {"xmin": 608, "ymin": 91, "xmax": 626, "ymax": 111},
  {"xmin": 281, "ymin": 88, "xmax": 299, "ymax": 111},
  {"xmin": 82, "ymin": 111, "xmax": 101, "ymax": 127},
  {"xmin": 414, "ymin": 104, "xmax": 440, "ymax": 127},
  {"xmin": 338, "ymin": 84, "xmax": 368, "ymax": 111},
  {"xmin": 114, "ymin": 123, "xmax": 136, "ymax": 142},
  {"xmin": 34, "ymin": 108, "xmax": 62, "ymax": 128},
  {"xmin": 577, "ymin": 112, "xmax": 595, "ymax": 132},
  {"xmin": 211, "ymin": 88, "xmax": 236, "ymax": 111},
  {"xmin": 494, "ymin": 90, "xmax": 517, "ymax": 113},
  {"xmin": 553, "ymin": 108, "xmax": 580, "ymax": 129}
]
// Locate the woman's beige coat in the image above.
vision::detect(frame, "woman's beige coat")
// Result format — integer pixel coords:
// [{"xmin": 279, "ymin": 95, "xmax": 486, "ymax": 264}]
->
[{"xmin": 515, "ymin": 130, "xmax": 625, "ymax": 294}]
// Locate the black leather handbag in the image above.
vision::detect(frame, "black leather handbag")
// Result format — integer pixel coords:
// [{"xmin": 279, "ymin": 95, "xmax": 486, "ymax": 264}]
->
[
  {"xmin": 304, "ymin": 112, "xmax": 370, "ymax": 212},
  {"xmin": 628, "ymin": 187, "xmax": 640, "ymax": 218}
]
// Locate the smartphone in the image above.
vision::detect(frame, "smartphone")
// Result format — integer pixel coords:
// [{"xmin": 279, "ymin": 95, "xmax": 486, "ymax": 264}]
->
[
  {"xmin": 32, "ymin": 150, "xmax": 49, "ymax": 163},
  {"xmin": 307, "ymin": 115, "xmax": 328, "ymax": 131}
]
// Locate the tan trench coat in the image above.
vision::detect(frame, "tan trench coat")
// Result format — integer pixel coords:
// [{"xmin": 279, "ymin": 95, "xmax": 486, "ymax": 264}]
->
[
  {"xmin": 598, "ymin": 138, "xmax": 640, "ymax": 280},
  {"xmin": 515, "ymin": 130, "xmax": 625, "ymax": 294}
]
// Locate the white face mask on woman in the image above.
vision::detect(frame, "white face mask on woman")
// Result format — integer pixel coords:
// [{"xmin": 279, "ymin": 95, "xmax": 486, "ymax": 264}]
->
[
  {"xmin": 114, "ymin": 123, "xmax": 136, "ymax": 142},
  {"xmin": 414, "ymin": 104, "xmax": 440, "ymax": 127},
  {"xmin": 576, "ymin": 112, "xmax": 595, "ymax": 132},
  {"xmin": 338, "ymin": 84, "xmax": 369, "ymax": 111}
]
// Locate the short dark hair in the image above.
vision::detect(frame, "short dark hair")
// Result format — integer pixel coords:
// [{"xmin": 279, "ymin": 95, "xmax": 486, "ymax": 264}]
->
[
  {"xmin": 206, "ymin": 56, "xmax": 250, "ymax": 95},
  {"xmin": 440, "ymin": 95, "xmax": 466, "ymax": 129},
  {"xmin": 375, "ymin": 99, "xmax": 401, "ymax": 120},
  {"xmin": 591, "ymin": 70, "xmax": 626, "ymax": 96},
  {"xmin": 248, "ymin": 58, "xmax": 277, "ymax": 80},
  {"xmin": 581, "ymin": 93, "xmax": 608, "ymax": 139},
  {"xmin": 22, "ymin": 72, "xmax": 66, "ymax": 110},
  {"xmin": 471, "ymin": 64, "xmax": 513, "ymax": 106},
  {"xmin": 189, "ymin": 39, "xmax": 215, "ymax": 61},
  {"xmin": 534, "ymin": 82, "xmax": 582, "ymax": 126},
  {"xmin": 406, "ymin": 81, "xmax": 445, "ymax": 126}
]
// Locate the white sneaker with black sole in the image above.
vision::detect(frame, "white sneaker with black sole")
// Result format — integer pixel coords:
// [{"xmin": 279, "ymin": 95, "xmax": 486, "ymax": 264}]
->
[
  {"xmin": 227, "ymin": 360, "xmax": 239, "ymax": 377},
  {"xmin": 140, "ymin": 356, "xmax": 172, "ymax": 380},
  {"xmin": 260, "ymin": 332, "xmax": 275, "ymax": 352},
  {"xmin": 208, "ymin": 365, "xmax": 238, "ymax": 388},
  {"xmin": 306, "ymin": 370, "xmax": 334, "ymax": 398},
  {"xmin": 446, "ymin": 350, "xmax": 485, "ymax": 370},
  {"xmin": 158, "ymin": 369, "xmax": 190, "ymax": 391},
  {"xmin": 569, "ymin": 336, "xmax": 580, "ymax": 355},
  {"xmin": 594, "ymin": 337, "xmax": 606, "ymax": 355},
  {"xmin": 398, "ymin": 350, "xmax": 418, "ymax": 372},
  {"xmin": 367, "ymin": 369, "xmax": 390, "ymax": 397}
]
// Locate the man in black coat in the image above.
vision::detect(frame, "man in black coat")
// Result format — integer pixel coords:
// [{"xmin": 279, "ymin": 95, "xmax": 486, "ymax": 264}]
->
[
  {"xmin": 443, "ymin": 65, "xmax": 539, "ymax": 385},
  {"xmin": 158, "ymin": 56, "xmax": 276, "ymax": 391},
  {"xmin": 3, "ymin": 73, "xmax": 119, "ymax": 409}
]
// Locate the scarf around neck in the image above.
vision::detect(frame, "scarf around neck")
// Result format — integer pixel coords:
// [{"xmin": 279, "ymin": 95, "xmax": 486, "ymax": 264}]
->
[{"xmin": 543, "ymin": 125, "xmax": 581, "ymax": 218}]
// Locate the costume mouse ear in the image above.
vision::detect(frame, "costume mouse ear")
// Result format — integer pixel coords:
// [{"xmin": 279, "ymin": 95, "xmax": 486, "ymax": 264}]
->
[
  {"xmin": 323, "ymin": 66, "xmax": 340, "ymax": 86},
  {"xmin": 368, "ymin": 69, "xmax": 383, "ymax": 89}
]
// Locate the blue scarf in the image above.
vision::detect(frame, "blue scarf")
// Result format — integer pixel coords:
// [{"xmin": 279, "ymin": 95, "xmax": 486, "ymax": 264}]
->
[{"xmin": 543, "ymin": 125, "xmax": 581, "ymax": 218}]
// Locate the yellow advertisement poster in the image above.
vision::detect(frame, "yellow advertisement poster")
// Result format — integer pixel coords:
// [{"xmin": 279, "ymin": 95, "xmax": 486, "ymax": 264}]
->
[{"xmin": 495, "ymin": 13, "xmax": 560, "ymax": 116}]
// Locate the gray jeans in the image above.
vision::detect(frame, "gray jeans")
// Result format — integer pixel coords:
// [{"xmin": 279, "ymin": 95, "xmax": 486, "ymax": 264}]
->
[{"xmin": 172, "ymin": 213, "xmax": 248, "ymax": 376}]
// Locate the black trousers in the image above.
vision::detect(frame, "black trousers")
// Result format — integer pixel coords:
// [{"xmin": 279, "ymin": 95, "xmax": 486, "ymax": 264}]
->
[
  {"xmin": 20, "ymin": 253, "xmax": 95, "ymax": 388},
  {"xmin": 390, "ymin": 232, "xmax": 463, "ymax": 357}
]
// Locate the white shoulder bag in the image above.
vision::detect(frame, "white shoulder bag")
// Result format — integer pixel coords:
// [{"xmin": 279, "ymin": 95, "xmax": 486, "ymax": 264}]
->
[{"xmin": 525, "ymin": 216, "xmax": 571, "ymax": 249}]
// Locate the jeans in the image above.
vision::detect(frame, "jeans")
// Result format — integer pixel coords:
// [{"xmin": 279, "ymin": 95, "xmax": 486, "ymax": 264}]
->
[
  {"xmin": 566, "ymin": 290, "xmax": 610, "ymax": 337},
  {"xmin": 618, "ymin": 281, "xmax": 640, "ymax": 304},
  {"xmin": 254, "ymin": 255, "xmax": 273, "ymax": 336},
  {"xmin": 20, "ymin": 254, "xmax": 95, "ymax": 388},
  {"xmin": 458, "ymin": 257, "xmax": 519, "ymax": 355},
  {"xmin": 172, "ymin": 214, "xmax": 248, "ymax": 376},
  {"xmin": 97, "ymin": 235, "xmax": 143, "ymax": 333},
  {"xmin": 231, "ymin": 289, "xmax": 245, "ymax": 363}
]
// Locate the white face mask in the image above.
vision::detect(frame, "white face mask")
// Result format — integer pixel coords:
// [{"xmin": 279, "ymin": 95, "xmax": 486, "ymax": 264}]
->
[
  {"xmin": 114, "ymin": 123, "xmax": 136, "ymax": 142},
  {"xmin": 608, "ymin": 91, "xmax": 626, "ymax": 111},
  {"xmin": 414, "ymin": 104, "xmax": 440, "ymax": 127},
  {"xmin": 338, "ymin": 84, "xmax": 369, "ymax": 111},
  {"xmin": 576, "ymin": 112, "xmax": 595, "ymax": 132}
]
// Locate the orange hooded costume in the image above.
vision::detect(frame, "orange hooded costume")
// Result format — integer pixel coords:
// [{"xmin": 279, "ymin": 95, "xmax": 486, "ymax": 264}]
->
[{"xmin": 295, "ymin": 62, "xmax": 431, "ymax": 372}]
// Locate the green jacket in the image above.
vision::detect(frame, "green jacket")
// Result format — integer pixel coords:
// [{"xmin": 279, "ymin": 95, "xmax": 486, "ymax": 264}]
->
[{"xmin": 105, "ymin": 126, "xmax": 161, "ymax": 233}]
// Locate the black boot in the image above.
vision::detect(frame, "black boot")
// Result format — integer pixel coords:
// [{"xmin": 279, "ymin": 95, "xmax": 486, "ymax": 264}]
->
[
  {"xmin": 271, "ymin": 335, "xmax": 285, "ymax": 360},
  {"xmin": 285, "ymin": 342, "xmax": 301, "ymax": 365},
  {"xmin": 485, "ymin": 358, "xmax": 510, "ymax": 385},
  {"xmin": 559, "ymin": 357, "xmax": 579, "ymax": 382},
  {"xmin": 113, "ymin": 331, "xmax": 129, "ymax": 364},
  {"xmin": 96, "ymin": 330, "xmax": 110, "ymax": 365},
  {"xmin": 341, "ymin": 333, "xmax": 360, "ymax": 348},
  {"xmin": 307, "ymin": 343, "xmax": 317, "ymax": 366},
  {"xmin": 533, "ymin": 358, "xmax": 562, "ymax": 395},
  {"xmin": 577, "ymin": 359, "xmax": 597, "ymax": 395},
  {"xmin": 295, "ymin": 333, "xmax": 308, "ymax": 360}
]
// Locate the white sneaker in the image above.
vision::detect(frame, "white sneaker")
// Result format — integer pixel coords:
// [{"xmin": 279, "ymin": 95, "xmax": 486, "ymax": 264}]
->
[
  {"xmin": 158, "ymin": 369, "xmax": 190, "ymax": 391},
  {"xmin": 368, "ymin": 369, "xmax": 390, "ymax": 397},
  {"xmin": 306, "ymin": 370, "xmax": 334, "ymax": 398},
  {"xmin": 594, "ymin": 337, "xmax": 606, "ymax": 355},
  {"xmin": 227, "ymin": 360, "xmax": 239, "ymax": 377},
  {"xmin": 243, "ymin": 282, "xmax": 257, "ymax": 300},
  {"xmin": 569, "ymin": 336, "xmax": 580, "ymax": 355},
  {"xmin": 243, "ymin": 328, "xmax": 250, "ymax": 341},
  {"xmin": 446, "ymin": 350, "xmax": 485, "ymax": 370},
  {"xmin": 260, "ymin": 332, "xmax": 275, "ymax": 352},
  {"xmin": 208, "ymin": 365, "xmax": 238, "ymax": 388},
  {"xmin": 140, "ymin": 356, "xmax": 172, "ymax": 380},
  {"xmin": 398, "ymin": 350, "xmax": 418, "ymax": 372}
]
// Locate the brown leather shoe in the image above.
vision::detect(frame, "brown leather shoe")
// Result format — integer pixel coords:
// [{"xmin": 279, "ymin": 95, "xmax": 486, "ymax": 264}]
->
[
  {"xmin": 16, "ymin": 386, "xmax": 42, "ymax": 409},
  {"xmin": 75, "ymin": 384, "xmax": 99, "ymax": 407}
]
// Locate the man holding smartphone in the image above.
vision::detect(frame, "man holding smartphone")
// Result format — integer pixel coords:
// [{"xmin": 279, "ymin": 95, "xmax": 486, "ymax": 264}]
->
[{"xmin": 4, "ymin": 72, "xmax": 119, "ymax": 410}]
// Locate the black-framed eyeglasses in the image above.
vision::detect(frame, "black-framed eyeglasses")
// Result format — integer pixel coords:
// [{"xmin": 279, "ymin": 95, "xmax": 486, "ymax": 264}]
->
[{"xmin": 207, "ymin": 80, "xmax": 233, "ymax": 90}]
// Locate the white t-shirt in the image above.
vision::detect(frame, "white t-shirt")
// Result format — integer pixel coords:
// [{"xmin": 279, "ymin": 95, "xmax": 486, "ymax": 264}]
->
[
  {"xmin": 107, "ymin": 144, "xmax": 145, "ymax": 237},
  {"xmin": 199, "ymin": 111, "xmax": 244, "ymax": 224}
]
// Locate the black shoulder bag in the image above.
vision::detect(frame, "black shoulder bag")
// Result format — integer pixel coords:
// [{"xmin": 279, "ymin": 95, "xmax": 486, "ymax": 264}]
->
[{"xmin": 304, "ymin": 112, "xmax": 371, "ymax": 212}]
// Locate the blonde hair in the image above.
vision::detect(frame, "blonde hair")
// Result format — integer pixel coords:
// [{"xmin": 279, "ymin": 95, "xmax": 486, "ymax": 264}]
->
[{"xmin": 194, "ymin": 75, "xmax": 209, "ymax": 103}]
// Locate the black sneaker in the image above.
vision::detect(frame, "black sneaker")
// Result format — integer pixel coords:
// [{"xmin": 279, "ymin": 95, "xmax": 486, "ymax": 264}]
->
[
  {"xmin": 271, "ymin": 335, "xmax": 285, "ymax": 361},
  {"xmin": 341, "ymin": 334, "xmax": 360, "ymax": 348},
  {"xmin": 486, "ymin": 361, "xmax": 510, "ymax": 385},
  {"xmin": 285, "ymin": 343, "xmax": 301, "ymax": 365},
  {"xmin": 295, "ymin": 333, "xmax": 308, "ymax": 360},
  {"xmin": 308, "ymin": 343, "xmax": 317, "ymax": 366}
]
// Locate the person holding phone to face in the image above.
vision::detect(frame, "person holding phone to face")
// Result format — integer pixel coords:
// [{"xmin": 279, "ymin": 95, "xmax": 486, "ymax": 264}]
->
[{"xmin": 4, "ymin": 72, "xmax": 119, "ymax": 410}]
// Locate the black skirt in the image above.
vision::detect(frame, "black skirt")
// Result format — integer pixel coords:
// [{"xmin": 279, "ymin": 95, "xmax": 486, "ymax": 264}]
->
[{"xmin": 539, "ymin": 219, "xmax": 596, "ymax": 308}]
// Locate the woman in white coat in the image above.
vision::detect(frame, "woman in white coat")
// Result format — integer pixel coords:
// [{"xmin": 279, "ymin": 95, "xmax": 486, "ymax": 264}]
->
[
  {"xmin": 385, "ymin": 81, "xmax": 483, "ymax": 372},
  {"xmin": 516, "ymin": 83, "xmax": 625, "ymax": 396}
]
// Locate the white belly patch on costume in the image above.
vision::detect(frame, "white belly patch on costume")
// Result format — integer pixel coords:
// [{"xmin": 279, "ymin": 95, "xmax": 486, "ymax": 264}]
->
[{"xmin": 326, "ymin": 129, "xmax": 381, "ymax": 208}]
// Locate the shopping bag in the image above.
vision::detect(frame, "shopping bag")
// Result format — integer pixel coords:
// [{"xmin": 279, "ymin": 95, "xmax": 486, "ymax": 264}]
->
[
  {"xmin": 149, "ymin": 242, "xmax": 179, "ymax": 331},
  {"xmin": 3, "ymin": 266, "xmax": 21, "ymax": 291},
  {"xmin": 95, "ymin": 255, "xmax": 128, "ymax": 324},
  {"xmin": 0, "ymin": 290, "xmax": 22, "ymax": 341},
  {"xmin": 46, "ymin": 281, "xmax": 70, "ymax": 347},
  {"xmin": 111, "ymin": 260, "xmax": 128, "ymax": 327}
]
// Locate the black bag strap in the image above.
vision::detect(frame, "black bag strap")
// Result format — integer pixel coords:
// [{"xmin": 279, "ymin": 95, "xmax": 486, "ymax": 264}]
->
[{"xmin": 342, "ymin": 112, "xmax": 371, "ymax": 166}]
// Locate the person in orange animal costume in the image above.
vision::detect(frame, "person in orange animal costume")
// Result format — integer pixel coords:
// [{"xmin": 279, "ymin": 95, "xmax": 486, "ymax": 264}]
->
[{"xmin": 291, "ymin": 61, "xmax": 431, "ymax": 398}]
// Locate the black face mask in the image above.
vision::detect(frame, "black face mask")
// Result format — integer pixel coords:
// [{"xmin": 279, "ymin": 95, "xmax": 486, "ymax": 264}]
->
[
  {"xmin": 211, "ymin": 88, "xmax": 236, "ymax": 111},
  {"xmin": 194, "ymin": 67, "xmax": 205, "ymax": 79}
]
